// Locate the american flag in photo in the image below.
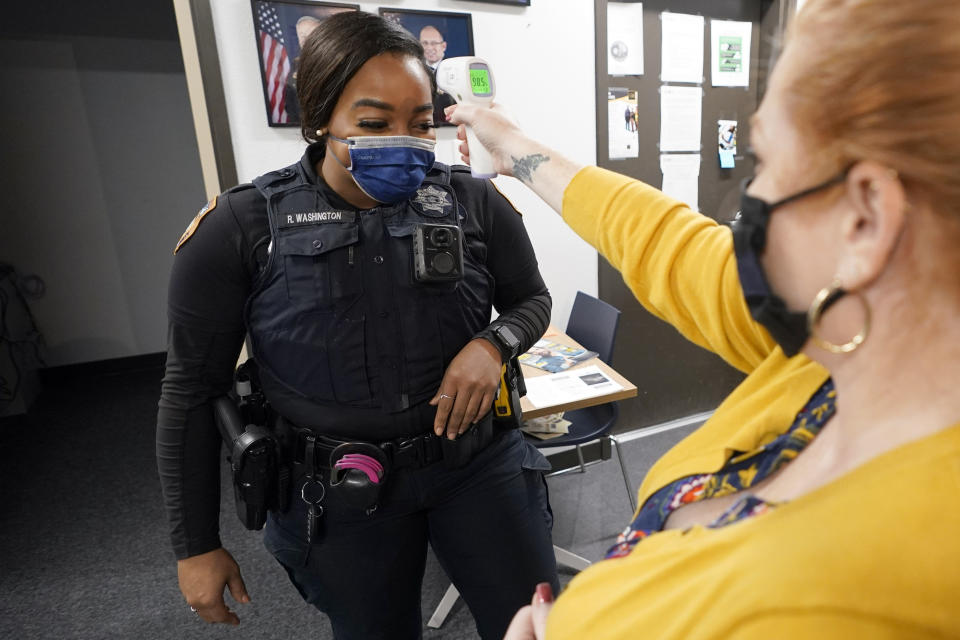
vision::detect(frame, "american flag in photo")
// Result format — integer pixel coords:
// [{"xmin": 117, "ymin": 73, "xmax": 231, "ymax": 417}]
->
[{"xmin": 256, "ymin": 2, "xmax": 291, "ymax": 123}]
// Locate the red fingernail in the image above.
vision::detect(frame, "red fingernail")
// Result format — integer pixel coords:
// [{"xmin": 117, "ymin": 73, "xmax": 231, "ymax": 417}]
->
[{"xmin": 536, "ymin": 582, "xmax": 553, "ymax": 603}]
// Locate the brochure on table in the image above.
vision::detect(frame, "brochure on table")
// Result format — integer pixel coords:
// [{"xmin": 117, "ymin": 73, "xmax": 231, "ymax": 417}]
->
[
  {"xmin": 519, "ymin": 338, "xmax": 598, "ymax": 374},
  {"xmin": 523, "ymin": 365, "xmax": 624, "ymax": 409}
]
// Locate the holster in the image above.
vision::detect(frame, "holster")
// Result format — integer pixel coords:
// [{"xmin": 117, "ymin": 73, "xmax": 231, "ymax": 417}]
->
[{"xmin": 212, "ymin": 366, "xmax": 290, "ymax": 530}]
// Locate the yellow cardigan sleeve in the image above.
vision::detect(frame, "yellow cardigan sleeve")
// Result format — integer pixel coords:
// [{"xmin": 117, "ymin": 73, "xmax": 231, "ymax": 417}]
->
[{"xmin": 562, "ymin": 166, "xmax": 776, "ymax": 373}]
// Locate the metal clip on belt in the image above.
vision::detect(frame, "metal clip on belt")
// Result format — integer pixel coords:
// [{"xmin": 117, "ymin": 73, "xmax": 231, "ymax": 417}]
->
[{"xmin": 379, "ymin": 432, "xmax": 444, "ymax": 469}]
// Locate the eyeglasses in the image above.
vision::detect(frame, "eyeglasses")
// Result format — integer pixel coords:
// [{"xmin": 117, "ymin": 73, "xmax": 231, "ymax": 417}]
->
[{"xmin": 420, "ymin": 40, "xmax": 444, "ymax": 47}]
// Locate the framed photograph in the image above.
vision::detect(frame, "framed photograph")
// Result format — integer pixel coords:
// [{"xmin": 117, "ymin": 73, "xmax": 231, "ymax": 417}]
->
[
  {"xmin": 379, "ymin": 8, "xmax": 475, "ymax": 126},
  {"xmin": 459, "ymin": 0, "xmax": 530, "ymax": 6},
  {"xmin": 250, "ymin": 0, "xmax": 359, "ymax": 127}
]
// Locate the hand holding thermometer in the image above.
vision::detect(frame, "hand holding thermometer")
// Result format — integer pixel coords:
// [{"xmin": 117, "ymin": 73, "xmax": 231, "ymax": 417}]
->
[{"xmin": 435, "ymin": 57, "xmax": 497, "ymax": 178}]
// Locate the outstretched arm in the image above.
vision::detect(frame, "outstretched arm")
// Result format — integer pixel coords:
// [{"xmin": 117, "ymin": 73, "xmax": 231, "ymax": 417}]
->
[
  {"xmin": 445, "ymin": 103, "xmax": 583, "ymax": 214},
  {"xmin": 445, "ymin": 103, "xmax": 775, "ymax": 372}
]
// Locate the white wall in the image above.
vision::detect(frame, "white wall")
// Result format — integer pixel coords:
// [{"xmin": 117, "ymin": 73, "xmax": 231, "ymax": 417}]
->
[
  {"xmin": 208, "ymin": 0, "xmax": 598, "ymax": 329},
  {"xmin": 0, "ymin": 36, "xmax": 205, "ymax": 366}
]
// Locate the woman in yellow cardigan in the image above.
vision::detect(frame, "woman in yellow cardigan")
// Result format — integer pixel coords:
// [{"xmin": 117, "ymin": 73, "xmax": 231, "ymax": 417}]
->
[{"xmin": 448, "ymin": 0, "xmax": 960, "ymax": 637}]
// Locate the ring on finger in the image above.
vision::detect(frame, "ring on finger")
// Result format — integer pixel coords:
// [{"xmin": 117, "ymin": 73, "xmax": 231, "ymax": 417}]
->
[{"xmin": 439, "ymin": 393, "xmax": 455, "ymax": 400}]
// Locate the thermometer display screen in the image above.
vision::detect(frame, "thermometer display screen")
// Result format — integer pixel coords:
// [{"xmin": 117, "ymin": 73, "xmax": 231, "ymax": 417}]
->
[{"xmin": 469, "ymin": 67, "xmax": 492, "ymax": 96}]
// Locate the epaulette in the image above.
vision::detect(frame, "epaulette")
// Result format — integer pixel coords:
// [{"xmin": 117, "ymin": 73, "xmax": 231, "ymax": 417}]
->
[{"xmin": 226, "ymin": 182, "xmax": 256, "ymax": 195}]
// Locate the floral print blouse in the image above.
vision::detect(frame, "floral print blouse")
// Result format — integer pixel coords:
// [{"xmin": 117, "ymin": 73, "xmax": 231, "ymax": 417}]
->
[{"xmin": 605, "ymin": 380, "xmax": 837, "ymax": 559}]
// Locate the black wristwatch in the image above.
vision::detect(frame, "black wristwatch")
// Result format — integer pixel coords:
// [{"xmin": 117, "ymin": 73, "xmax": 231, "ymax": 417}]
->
[{"xmin": 487, "ymin": 324, "xmax": 521, "ymax": 363}]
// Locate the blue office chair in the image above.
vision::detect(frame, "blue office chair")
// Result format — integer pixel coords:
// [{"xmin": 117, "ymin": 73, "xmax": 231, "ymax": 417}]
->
[{"xmin": 529, "ymin": 291, "xmax": 636, "ymax": 511}]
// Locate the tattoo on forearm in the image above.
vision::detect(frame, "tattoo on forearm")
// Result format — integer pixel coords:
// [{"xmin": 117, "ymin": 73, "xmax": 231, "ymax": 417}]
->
[{"xmin": 511, "ymin": 153, "xmax": 550, "ymax": 185}]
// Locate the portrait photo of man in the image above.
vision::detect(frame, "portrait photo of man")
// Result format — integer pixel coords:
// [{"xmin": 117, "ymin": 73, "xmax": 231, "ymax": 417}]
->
[
  {"xmin": 419, "ymin": 25, "xmax": 447, "ymax": 70},
  {"xmin": 380, "ymin": 9, "xmax": 474, "ymax": 126}
]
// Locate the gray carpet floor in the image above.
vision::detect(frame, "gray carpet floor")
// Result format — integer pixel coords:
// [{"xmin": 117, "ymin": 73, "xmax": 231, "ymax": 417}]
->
[{"xmin": 0, "ymin": 365, "xmax": 693, "ymax": 640}]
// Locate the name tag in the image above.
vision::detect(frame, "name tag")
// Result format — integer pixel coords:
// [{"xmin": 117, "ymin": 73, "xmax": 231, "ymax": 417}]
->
[{"xmin": 277, "ymin": 210, "xmax": 356, "ymax": 229}]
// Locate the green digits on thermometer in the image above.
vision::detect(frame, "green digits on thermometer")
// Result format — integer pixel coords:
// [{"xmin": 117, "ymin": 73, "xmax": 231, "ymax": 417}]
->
[{"xmin": 470, "ymin": 69, "xmax": 491, "ymax": 95}]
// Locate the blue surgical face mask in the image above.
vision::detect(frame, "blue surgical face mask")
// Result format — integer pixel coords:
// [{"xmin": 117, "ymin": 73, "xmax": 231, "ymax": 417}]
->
[
  {"xmin": 731, "ymin": 171, "xmax": 847, "ymax": 356},
  {"xmin": 327, "ymin": 134, "xmax": 436, "ymax": 204}
]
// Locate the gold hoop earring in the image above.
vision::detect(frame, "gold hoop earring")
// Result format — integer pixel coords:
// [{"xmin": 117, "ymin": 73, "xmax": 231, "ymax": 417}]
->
[{"xmin": 807, "ymin": 279, "xmax": 871, "ymax": 354}]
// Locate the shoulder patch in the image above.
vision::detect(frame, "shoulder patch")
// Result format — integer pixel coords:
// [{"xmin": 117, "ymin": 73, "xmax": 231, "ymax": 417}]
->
[
  {"xmin": 174, "ymin": 195, "xmax": 218, "ymax": 254},
  {"xmin": 489, "ymin": 181, "xmax": 523, "ymax": 217}
]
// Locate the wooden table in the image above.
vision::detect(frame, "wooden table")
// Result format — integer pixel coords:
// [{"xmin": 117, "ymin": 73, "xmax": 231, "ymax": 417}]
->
[{"xmin": 519, "ymin": 326, "xmax": 638, "ymax": 420}]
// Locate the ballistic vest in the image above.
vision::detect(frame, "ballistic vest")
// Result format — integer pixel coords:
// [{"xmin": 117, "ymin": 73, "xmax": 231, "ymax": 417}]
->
[{"xmin": 245, "ymin": 159, "xmax": 493, "ymax": 416}]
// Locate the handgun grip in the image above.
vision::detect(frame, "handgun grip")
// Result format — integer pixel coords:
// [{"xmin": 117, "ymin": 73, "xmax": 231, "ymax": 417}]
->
[{"xmin": 213, "ymin": 395, "xmax": 245, "ymax": 445}]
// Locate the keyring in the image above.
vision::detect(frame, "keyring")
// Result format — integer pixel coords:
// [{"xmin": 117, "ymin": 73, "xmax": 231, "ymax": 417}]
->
[{"xmin": 301, "ymin": 479, "xmax": 326, "ymax": 505}]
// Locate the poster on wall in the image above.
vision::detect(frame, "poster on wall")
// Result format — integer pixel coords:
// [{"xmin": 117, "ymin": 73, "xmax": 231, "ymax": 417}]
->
[
  {"xmin": 660, "ymin": 154, "xmax": 700, "ymax": 211},
  {"xmin": 660, "ymin": 12, "xmax": 704, "ymax": 83},
  {"xmin": 250, "ymin": 0, "xmax": 358, "ymax": 127},
  {"xmin": 659, "ymin": 85, "xmax": 702, "ymax": 152},
  {"xmin": 380, "ymin": 8, "xmax": 475, "ymax": 126},
  {"xmin": 711, "ymin": 20, "xmax": 752, "ymax": 87},
  {"xmin": 607, "ymin": 2, "xmax": 644, "ymax": 76},
  {"xmin": 607, "ymin": 88, "xmax": 640, "ymax": 159}
]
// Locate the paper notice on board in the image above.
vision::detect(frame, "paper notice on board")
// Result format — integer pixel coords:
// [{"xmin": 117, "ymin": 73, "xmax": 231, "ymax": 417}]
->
[
  {"xmin": 608, "ymin": 88, "xmax": 639, "ymax": 159},
  {"xmin": 659, "ymin": 85, "xmax": 702, "ymax": 152},
  {"xmin": 523, "ymin": 365, "xmax": 624, "ymax": 409},
  {"xmin": 660, "ymin": 154, "xmax": 701, "ymax": 211},
  {"xmin": 661, "ymin": 12, "xmax": 704, "ymax": 83},
  {"xmin": 607, "ymin": 2, "xmax": 644, "ymax": 76},
  {"xmin": 711, "ymin": 20, "xmax": 752, "ymax": 87}
]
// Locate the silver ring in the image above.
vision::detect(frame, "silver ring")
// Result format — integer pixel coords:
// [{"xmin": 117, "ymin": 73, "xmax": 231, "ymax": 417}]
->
[{"xmin": 440, "ymin": 393, "xmax": 455, "ymax": 400}]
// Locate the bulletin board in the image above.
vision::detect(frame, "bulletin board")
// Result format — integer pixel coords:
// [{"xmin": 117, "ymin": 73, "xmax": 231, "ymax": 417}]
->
[{"xmin": 594, "ymin": 0, "xmax": 791, "ymax": 431}]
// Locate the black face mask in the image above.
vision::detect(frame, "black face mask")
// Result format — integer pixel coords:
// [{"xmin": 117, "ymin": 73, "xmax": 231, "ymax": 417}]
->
[{"xmin": 730, "ymin": 171, "xmax": 847, "ymax": 357}]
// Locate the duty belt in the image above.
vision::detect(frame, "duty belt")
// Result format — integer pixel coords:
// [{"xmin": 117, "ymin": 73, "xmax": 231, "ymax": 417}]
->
[
  {"xmin": 277, "ymin": 414, "xmax": 503, "ymax": 473},
  {"xmin": 291, "ymin": 427, "xmax": 444, "ymax": 470}
]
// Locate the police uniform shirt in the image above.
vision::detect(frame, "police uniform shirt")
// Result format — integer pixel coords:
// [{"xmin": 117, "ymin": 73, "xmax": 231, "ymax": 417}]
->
[{"xmin": 157, "ymin": 142, "xmax": 551, "ymax": 559}]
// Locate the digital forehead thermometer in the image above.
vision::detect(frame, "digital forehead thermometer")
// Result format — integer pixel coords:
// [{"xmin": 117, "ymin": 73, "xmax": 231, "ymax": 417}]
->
[{"xmin": 435, "ymin": 57, "xmax": 497, "ymax": 179}]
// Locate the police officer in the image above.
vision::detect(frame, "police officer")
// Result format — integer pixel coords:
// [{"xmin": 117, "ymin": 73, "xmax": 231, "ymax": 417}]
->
[{"xmin": 157, "ymin": 11, "xmax": 558, "ymax": 640}]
